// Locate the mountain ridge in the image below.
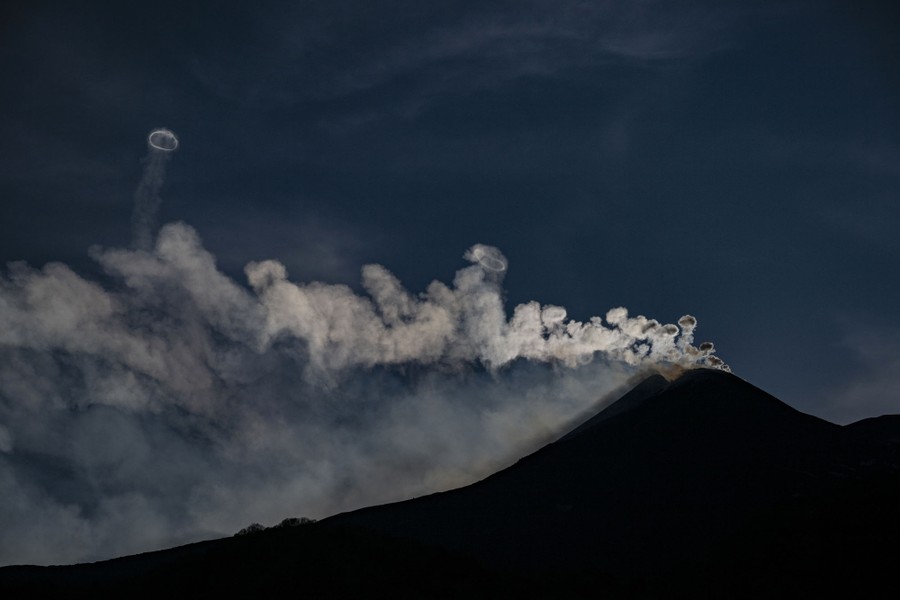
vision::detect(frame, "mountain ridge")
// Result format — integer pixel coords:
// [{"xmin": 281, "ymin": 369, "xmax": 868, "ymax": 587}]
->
[
  {"xmin": 323, "ymin": 369, "xmax": 854, "ymax": 570},
  {"xmin": 3, "ymin": 368, "xmax": 900, "ymax": 597}
]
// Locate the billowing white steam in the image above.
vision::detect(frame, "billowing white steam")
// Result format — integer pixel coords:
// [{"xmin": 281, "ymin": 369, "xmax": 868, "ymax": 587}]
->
[
  {"xmin": 0, "ymin": 223, "xmax": 724, "ymax": 566},
  {"xmin": 241, "ymin": 239, "xmax": 721, "ymax": 376}
]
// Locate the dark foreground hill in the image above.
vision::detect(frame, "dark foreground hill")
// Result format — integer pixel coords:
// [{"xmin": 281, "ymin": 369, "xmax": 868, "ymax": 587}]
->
[{"xmin": 3, "ymin": 369, "xmax": 900, "ymax": 598}]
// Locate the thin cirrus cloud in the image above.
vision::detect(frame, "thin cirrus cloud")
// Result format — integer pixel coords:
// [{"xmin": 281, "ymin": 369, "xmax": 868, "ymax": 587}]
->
[{"xmin": 184, "ymin": 1, "xmax": 737, "ymax": 111}]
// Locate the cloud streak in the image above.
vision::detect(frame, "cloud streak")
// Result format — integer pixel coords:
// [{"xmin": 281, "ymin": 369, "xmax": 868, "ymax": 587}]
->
[
  {"xmin": 0, "ymin": 223, "xmax": 723, "ymax": 565},
  {"xmin": 185, "ymin": 0, "xmax": 738, "ymax": 113}
]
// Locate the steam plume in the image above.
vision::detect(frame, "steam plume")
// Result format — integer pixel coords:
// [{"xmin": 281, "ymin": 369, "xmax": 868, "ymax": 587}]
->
[{"xmin": 0, "ymin": 222, "xmax": 725, "ymax": 566}]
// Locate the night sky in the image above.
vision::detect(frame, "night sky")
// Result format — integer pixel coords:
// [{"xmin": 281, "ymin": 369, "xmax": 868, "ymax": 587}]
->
[{"xmin": 1, "ymin": 0, "xmax": 899, "ymax": 565}]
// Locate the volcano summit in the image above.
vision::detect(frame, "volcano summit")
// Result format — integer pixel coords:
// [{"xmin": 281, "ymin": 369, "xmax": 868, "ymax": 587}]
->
[{"xmin": 3, "ymin": 369, "xmax": 899, "ymax": 598}]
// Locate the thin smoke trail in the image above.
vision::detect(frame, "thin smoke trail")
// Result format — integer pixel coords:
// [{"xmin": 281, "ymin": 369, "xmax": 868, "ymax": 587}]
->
[{"xmin": 131, "ymin": 129, "xmax": 178, "ymax": 251}]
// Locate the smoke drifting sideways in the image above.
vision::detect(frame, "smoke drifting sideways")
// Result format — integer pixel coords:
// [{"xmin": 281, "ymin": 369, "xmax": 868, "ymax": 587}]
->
[
  {"xmin": 131, "ymin": 128, "xmax": 178, "ymax": 251},
  {"xmin": 0, "ymin": 220, "xmax": 726, "ymax": 566}
]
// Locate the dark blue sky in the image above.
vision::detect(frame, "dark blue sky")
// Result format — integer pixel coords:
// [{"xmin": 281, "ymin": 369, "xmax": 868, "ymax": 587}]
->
[{"xmin": 2, "ymin": 0, "xmax": 898, "ymax": 423}]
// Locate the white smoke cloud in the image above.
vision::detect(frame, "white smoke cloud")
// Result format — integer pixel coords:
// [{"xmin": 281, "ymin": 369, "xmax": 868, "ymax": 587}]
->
[{"xmin": 0, "ymin": 223, "xmax": 725, "ymax": 565}]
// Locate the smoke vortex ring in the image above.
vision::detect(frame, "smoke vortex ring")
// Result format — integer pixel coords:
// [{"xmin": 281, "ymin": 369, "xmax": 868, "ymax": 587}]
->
[
  {"xmin": 473, "ymin": 246, "xmax": 507, "ymax": 272},
  {"xmin": 148, "ymin": 128, "xmax": 179, "ymax": 151}
]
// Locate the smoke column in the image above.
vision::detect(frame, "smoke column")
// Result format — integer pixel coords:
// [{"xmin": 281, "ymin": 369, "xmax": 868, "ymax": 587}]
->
[
  {"xmin": 131, "ymin": 128, "xmax": 178, "ymax": 251},
  {"xmin": 0, "ymin": 131, "xmax": 728, "ymax": 566},
  {"xmin": 0, "ymin": 227, "xmax": 727, "ymax": 565}
]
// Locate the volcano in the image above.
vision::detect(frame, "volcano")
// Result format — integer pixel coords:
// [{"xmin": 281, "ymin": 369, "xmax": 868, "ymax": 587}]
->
[{"xmin": 3, "ymin": 369, "xmax": 900, "ymax": 598}]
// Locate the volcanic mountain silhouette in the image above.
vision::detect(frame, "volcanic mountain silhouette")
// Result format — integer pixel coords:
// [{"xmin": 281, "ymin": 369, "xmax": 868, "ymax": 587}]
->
[{"xmin": 3, "ymin": 369, "xmax": 900, "ymax": 598}]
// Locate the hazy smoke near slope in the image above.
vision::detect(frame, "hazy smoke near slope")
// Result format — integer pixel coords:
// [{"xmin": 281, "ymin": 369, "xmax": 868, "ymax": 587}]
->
[{"xmin": 0, "ymin": 224, "xmax": 724, "ymax": 565}]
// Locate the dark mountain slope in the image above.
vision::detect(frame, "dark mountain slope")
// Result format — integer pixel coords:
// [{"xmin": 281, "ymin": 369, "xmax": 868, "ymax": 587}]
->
[
  {"xmin": 3, "ymin": 369, "xmax": 900, "ymax": 598},
  {"xmin": 326, "ymin": 369, "xmax": 900, "ymax": 593},
  {"xmin": 0, "ymin": 521, "xmax": 519, "ymax": 599}
]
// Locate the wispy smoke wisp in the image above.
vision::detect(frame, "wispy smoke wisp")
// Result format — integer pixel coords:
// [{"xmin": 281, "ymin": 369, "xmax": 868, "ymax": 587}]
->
[
  {"xmin": 131, "ymin": 129, "xmax": 178, "ymax": 251},
  {"xmin": 0, "ymin": 223, "xmax": 724, "ymax": 566}
]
